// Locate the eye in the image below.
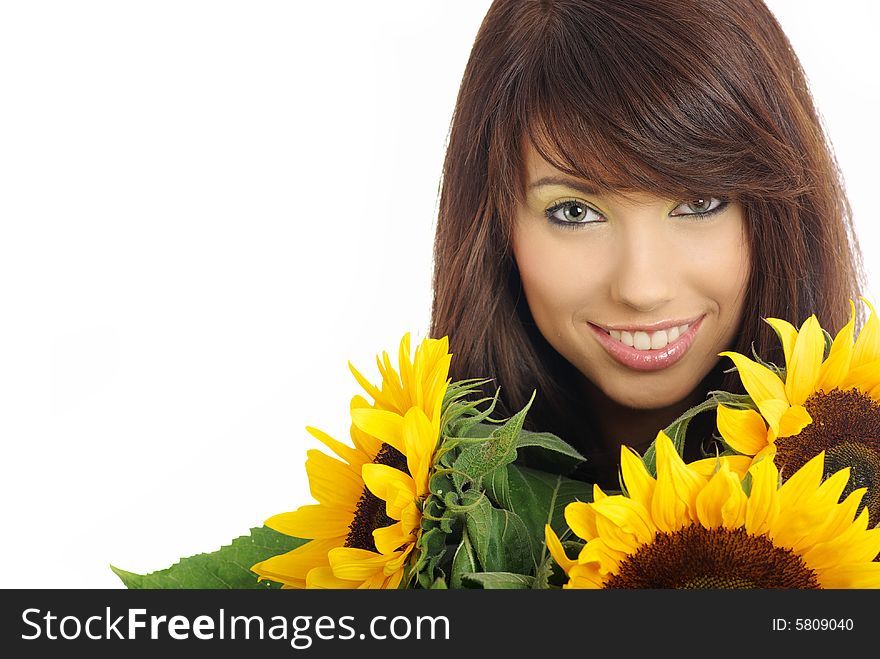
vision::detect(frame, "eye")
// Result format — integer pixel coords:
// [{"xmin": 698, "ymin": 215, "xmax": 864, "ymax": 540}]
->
[
  {"xmin": 669, "ymin": 197, "xmax": 727, "ymax": 217},
  {"xmin": 545, "ymin": 199, "xmax": 604, "ymax": 227}
]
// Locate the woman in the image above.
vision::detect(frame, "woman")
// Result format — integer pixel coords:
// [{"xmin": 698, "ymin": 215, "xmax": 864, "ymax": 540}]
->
[{"xmin": 429, "ymin": 0, "xmax": 865, "ymax": 488}]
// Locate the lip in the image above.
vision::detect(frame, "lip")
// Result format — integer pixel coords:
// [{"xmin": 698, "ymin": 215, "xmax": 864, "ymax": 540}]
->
[
  {"xmin": 595, "ymin": 315, "xmax": 704, "ymax": 333},
  {"xmin": 587, "ymin": 315, "xmax": 705, "ymax": 372}
]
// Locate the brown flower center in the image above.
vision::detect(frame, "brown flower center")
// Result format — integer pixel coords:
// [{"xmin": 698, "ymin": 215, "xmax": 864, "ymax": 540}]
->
[
  {"xmin": 603, "ymin": 525, "xmax": 820, "ymax": 589},
  {"xmin": 345, "ymin": 443, "xmax": 409, "ymax": 552},
  {"xmin": 774, "ymin": 388, "xmax": 880, "ymax": 527}
]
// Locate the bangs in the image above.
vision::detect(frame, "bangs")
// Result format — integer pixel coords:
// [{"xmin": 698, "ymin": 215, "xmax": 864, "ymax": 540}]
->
[{"xmin": 492, "ymin": 0, "xmax": 810, "ymax": 208}]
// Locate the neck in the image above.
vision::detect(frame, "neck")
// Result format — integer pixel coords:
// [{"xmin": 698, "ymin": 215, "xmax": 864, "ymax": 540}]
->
[{"xmin": 571, "ymin": 378, "xmax": 704, "ymax": 489}]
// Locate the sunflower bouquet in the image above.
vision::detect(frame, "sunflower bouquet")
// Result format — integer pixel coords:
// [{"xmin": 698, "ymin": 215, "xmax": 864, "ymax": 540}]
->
[{"xmin": 112, "ymin": 299, "xmax": 880, "ymax": 589}]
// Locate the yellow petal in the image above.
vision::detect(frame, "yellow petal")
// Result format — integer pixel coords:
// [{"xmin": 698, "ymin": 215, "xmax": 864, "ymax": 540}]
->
[
  {"xmin": 567, "ymin": 563, "xmax": 604, "ymax": 589},
  {"xmin": 852, "ymin": 297, "xmax": 880, "ymax": 369},
  {"xmin": 266, "ymin": 505, "xmax": 352, "ymax": 540},
  {"xmin": 590, "ymin": 496, "xmax": 656, "ymax": 544},
  {"xmin": 802, "ymin": 509, "xmax": 880, "ymax": 571},
  {"xmin": 565, "ymin": 501, "xmax": 599, "ymax": 541},
  {"xmin": 696, "ymin": 463, "xmax": 747, "ymax": 529},
  {"xmin": 619, "ymin": 444, "xmax": 655, "ymax": 509},
  {"xmin": 349, "ymin": 396, "xmax": 384, "ymax": 457},
  {"xmin": 383, "ymin": 569, "xmax": 405, "ymax": 590},
  {"xmin": 351, "ymin": 408, "xmax": 406, "ymax": 454},
  {"xmin": 373, "ymin": 521, "xmax": 414, "ymax": 555},
  {"xmin": 817, "ymin": 488, "xmax": 868, "ymax": 542},
  {"xmin": 578, "ymin": 538, "xmax": 629, "ymax": 574},
  {"xmin": 251, "ymin": 537, "xmax": 342, "ymax": 585},
  {"xmin": 396, "ymin": 333, "xmax": 414, "ymax": 400},
  {"xmin": 778, "ymin": 451, "xmax": 825, "ymax": 500},
  {"xmin": 545, "ymin": 524, "xmax": 576, "ymax": 572},
  {"xmin": 348, "ymin": 362, "xmax": 382, "ymax": 404},
  {"xmin": 400, "ymin": 501, "xmax": 422, "ymax": 534},
  {"xmin": 305, "ymin": 425, "xmax": 368, "ymax": 470},
  {"xmin": 304, "ymin": 449, "xmax": 365, "ymax": 506},
  {"xmin": 764, "ymin": 317, "xmax": 798, "ymax": 372},
  {"xmin": 402, "ymin": 406, "xmax": 437, "ymax": 497},
  {"xmin": 717, "ymin": 405, "xmax": 771, "ymax": 456},
  {"xmin": 651, "ymin": 432, "xmax": 705, "ymax": 531},
  {"xmin": 719, "ymin": 351, "xmax": 787, "ymax": 404},
  {"xmin": 565, "ymin": 501, "xmax": 599, "ymax": 540},
  {"xmin": 744, "ymin": 456, "xmax": 780, "ymax": 536},
  {"xmin": 756, "ymin": 398, "xmax": 791, "ymax": 439},
  {"xmin": 817, "ymin": 561, "xmax": 880, "ymax": 589},
  {"xmin": 327, "ymin": 547, "xmax": 395, "ymax": 581},
  {"xmin": 593, "ymin": 512, "xmax": 643, "ymax": 554},
  {"xmin": 690, "ymin": 454, "xmax": 753, "ymax": 480},
  {"xmin": 783, "ymin": 315, "xmax": 824, "ymax": 406},
  {"xmin": 771, "ymin": 453, "xmax": 831, "ymax": 550},
  {"xmin": 817, "ymin": 301, "xmax": 855, "ymax": 392},
  {"xmin": 840, "ymin": 360, "xmax": 880, "ymax": 395},
  {"xmin": 361, "ymin": 463, "xmax": 415, "ymax": 519},
  {"xmin": 381, "ymin": 548, "xmax": 410, "ymax": 575},
  {"xmin": 305, "ymin": 565, "xmax": 359, "ymax": 589},
  {"xmin": 777, "ymin": 404, "xmax": 812, "ymax": 439}
]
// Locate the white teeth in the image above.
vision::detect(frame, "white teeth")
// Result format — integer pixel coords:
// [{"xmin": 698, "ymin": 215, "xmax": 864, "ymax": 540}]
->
[
  {"xmin": 605, "ymin": 323, "xmax": 691, "ymax": 351},
  {"xmin": 633, "ymin": 331, "xmax": 651, "ymax": 350},
  {"xmin": 650, "ymin": 331, "xmax": 668, "ymax": 349}
]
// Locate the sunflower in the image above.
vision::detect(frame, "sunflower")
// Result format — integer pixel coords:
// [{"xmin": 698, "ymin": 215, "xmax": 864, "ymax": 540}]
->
[
  {"xmin": 717, "ymin": 298, "xmax": 880, "ymax": 526},
  {"xmin": 350, "ymin": 332, "xmax": 451, "ymax": 422},
  {"xmin": 251, "ymin": 333, "xmax": 451, "ymax": 588},
  {"xmin": 545, "ymin": 432, "xmax": 880, "ymax": 588}
]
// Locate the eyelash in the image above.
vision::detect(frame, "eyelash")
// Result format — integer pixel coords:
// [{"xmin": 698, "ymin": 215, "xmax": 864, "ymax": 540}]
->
[{"xmin": 544, "ymin": 198, "xmax": 729, "ymax": 230}]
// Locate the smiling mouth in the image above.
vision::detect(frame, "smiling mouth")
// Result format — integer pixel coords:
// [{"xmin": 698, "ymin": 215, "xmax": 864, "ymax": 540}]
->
[
  {"xmin": 600, "ymin": 323, "xmax": 693, "ymax": 351},
  {"xmin": 587, "ymin": 316, "xmax": 705, "ymax": 372}
]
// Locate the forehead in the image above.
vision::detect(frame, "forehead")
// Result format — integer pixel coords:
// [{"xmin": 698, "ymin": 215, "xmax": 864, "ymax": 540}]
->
[
  {"xmin": 520, "ymin": 139, "xmax": 663, "ymax": 205},
  {"xmin": 517, "ymin": 134, "xmax": 641, "ymax": 198},
  {"xmin": 519, "ymin": 137, "xmax": 731, "ymax": 203}
]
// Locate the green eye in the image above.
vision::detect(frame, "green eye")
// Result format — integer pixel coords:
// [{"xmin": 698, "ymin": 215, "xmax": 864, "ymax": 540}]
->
[
  {"xmin": 670, "ymin": 197, "xmax": 726, "ymax": 217},
  {"xmin": 545, "ymin": 200, "xmax": 603, "ymax": 227}
]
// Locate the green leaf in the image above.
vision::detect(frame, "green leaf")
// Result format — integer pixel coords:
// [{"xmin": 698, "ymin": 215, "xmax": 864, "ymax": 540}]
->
[
  {"xmin": 111, "ymin": 526, "xmax": 307, "ymax": 589},
  {"xmin": 459, "ymin": 572, "xmax": 535, "ymax": 589},
  {"xmin": 463, "ymin": 496, "xmax": 534, "ymax": 575},
  {"xmin": 489, "ymin": 464, "xmax": 593, "ymax": 561},
  {"xmin": 450, "ymin": 533, "xmax": 478, "ymax": 589},
  {"xmin": 452, "ymin": 393, "xmax": 534, "ymax": 486},
  {"xmin": 484, "ymin": 462, "xmax": 510, "ymax": 507},
  {"xmin": 441, "ymin": 379, "xmax": 501, "ymax": 438},
  {"xmin": 414, "ymin": 525, "xmax": 453, "ymax": 589},
  {"xmin": 516, "ymin": 430, "xmax": 586, "ymax": 469},
  {"xmin": 822, "ymin": 328, "xmax": 834, "ymax": 358}
]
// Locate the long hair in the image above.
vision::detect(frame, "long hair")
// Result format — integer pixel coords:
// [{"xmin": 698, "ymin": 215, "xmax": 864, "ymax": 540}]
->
[{"xmin": 430, "ymin": 0, "xmax": 865, "ymax": 449}]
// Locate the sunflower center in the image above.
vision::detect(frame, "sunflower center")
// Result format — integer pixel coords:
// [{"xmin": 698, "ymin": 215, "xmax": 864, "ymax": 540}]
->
[
  {"xmin": 603, "ymin": 525, "xmax": 821, "ymax": 589},
  {"xmin": 344, "ymin": 443, "xmax": 409, "ymax": 552},
  {"xmin": 774, "ymin": 388, "xmax": 880, "ymax": 527}
]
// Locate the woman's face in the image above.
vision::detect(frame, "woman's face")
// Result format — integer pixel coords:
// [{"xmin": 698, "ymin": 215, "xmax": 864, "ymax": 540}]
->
[{"xmin": 512, "ymin": 143, "xmax": 751, "ymax": 410}]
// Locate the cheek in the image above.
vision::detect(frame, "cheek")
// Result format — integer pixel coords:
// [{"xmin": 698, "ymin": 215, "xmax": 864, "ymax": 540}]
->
[
  {"xmin": 512, "ymin": 227, "xmax": 598, "ymax": 321},
  {"xmin": 687, "ymin": 222, "xmax": 751, "ymax": 321}
]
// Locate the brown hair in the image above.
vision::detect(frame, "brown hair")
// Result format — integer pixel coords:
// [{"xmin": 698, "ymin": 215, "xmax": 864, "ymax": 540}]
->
[{"xmin": 430, "ymin": 0, "xmax": 865, "ymax": 452}]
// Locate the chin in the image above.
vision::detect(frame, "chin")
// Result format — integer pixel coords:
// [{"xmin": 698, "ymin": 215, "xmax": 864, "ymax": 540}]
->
[{"xmin": 603, "ymin": 382, "xmax": 695, "ymax": 411}]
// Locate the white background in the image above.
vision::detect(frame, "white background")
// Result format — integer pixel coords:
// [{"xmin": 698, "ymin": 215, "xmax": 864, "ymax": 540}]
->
[{"xmin": 1, "ymin": 1, "xmax": 877, "ymax": 588}]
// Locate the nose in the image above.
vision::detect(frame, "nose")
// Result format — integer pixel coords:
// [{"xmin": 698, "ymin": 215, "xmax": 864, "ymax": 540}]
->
[{"xmin": 609, "ymin": 222, "xmax": 674, "ymax": 312}]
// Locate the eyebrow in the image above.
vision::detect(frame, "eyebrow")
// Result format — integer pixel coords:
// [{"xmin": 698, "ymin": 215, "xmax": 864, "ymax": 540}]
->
[{"xmin": 529, "ymin": 176, "xmax": 599, "ymax": 196}]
